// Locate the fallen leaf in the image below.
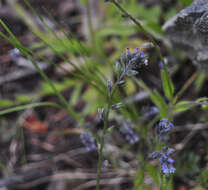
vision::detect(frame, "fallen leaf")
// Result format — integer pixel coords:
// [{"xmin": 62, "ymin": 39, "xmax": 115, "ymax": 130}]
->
[{"xmin": 23, "ymin": 115, "xmax": 48, "ymax": 133}]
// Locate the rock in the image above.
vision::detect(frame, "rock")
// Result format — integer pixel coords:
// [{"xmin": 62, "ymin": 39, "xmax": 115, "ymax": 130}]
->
[{"xmin": 163, "ymin": 0, "xmax": 208, "ymax": 73}]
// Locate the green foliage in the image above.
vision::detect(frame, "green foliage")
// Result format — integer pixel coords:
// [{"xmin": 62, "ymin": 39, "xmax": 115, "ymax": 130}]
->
[
  {"xmin": 0, "ymin": 161, "xmax": 11, "ymax": 174},
  {"xmin": 0, "ymin": 119, "xmax": 17, "ymax": 143},
  {"xmin": 177, "ymin": 152, "xmax": 201, "ymax": 176},
  {"xmin": 174, "ymin": 100, "xmax": 194, "ymax": 113},
  {"xmin": 197, "ymin": 164, "xmax": 208, "ymax": 189},
  {"xmin": 40, "ymin": 79, "xmax": 75, "ymax": 96},
  {"xmin": 134, "ymin": 170, "xmax": 144, "ymax": 189},
  {"xmin": 0, "ymin": 102, "xmax": 64, "ymax": 116},
  {"xmin": 135, "ymin": 79, "xmax": 169, "ymax": 118},
  {"xmin": 180, "ymin": 0, "xmax": 194, "ymax": 7},
  {"xmin": 0, "ymin": 0, "xmax": 208, "ymax": 189},
  {"xmin": 194, "ymin": 72, "xmax": 206, "ymax": 93},
  {"xmin": 145, "ymin": 163, "xmax": 160, "ymax": 186},
  {"xmin": 161, "ymin": 69, "xmax": 175, "ymax": 100},
  {"xmin": 103, "ymin": 0, "xmax": 163, "ymax": 38},
  {"xmin": 0, "ymin": 99, "xmax": 14, "ymax": 108}
]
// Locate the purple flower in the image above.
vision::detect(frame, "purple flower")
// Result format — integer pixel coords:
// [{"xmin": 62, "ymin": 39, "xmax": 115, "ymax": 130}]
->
[
  {"xmin": 9, "ymin": 48, "xmax": 20, "ymax": 61},
  {"xmin": 161, "ymin": 163, "xmax": 176, "ymax": 174},
  {"xmin": 141, "ymin": 106, "xmax": 159, "ymax": 118},
  {"xmin": 149, "ymin": 146, "xmax": 176, "ymax": 175},
  {"xmin": 80, "ymin": 133, "xmax": 96, "ymax": 152},
  {"xmin": 159, "ymin": 58, "xmax": 168, "ymax": 70},
  {"xmin": 149, "ymin": 119, "xmax": 176, "ymax": 175},
  {"xmin": 120, "ymin": 120, "xmax": 139, "ymax": 144},
  {"xmin": 119, "ymin": 48, "xmax": 148, "ymax": 77},
  {"xmin": 155, "ymin": 119, "xmax": 174, "ymax": 139}
]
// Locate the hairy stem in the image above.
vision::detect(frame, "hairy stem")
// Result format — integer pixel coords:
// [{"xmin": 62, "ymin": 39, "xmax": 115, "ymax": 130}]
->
[
  {"xmin": 96, "ymin": 76, "xmax": 122, "ymax": 190},
  {"xmin": 96, "ymin": 103, "xmax": 111, "ymax": 190},
  {"xmin": 110, "ymin": 0, "xmax": 174, "ymax": 113}
]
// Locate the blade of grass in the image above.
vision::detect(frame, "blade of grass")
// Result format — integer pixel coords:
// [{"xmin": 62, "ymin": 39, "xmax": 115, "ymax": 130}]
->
[
  {"xmin": 27, "ymin": 54, "xmax": 82, "ymax": 122},
  {"xmin": 42, "ymin": 7, "xmax": 108, "ymax": 87},
  {"xmin": 0, "ymin": 162, "xmax": 12, "ymax": 175},
  {"xmin": 0, "ymin": 20, "xmax": 82, "ymax": 122},
  {"xmin": 134, "ymin": 78, "xmax": 169, "ymax": 118},
  {"xmin": 173, "ymin": 71, "xmax": 198, "ymax": 104},
  {"xmin": 0, "ymin": 28, "xmax": 105, "ymax": 96},
  {"xmin": 161, "ymin": 68, "xmax": 175, "ymax": 100},
  {"xmin": 0, "ymin": 102, "xmax": 64, "ymax": 116},
  {"xmin": 21, "ymin": 0, "xmax": 107, "ymax": 93}
]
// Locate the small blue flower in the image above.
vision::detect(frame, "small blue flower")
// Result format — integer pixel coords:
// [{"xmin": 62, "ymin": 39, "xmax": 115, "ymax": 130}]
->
[
  {"xmin": 80, "ymin": 133, "xmax": 96, "ymax": 152},
  {"xmin": 149, "ymin": 146, "xmax": 176, "ymax": 175},
  {"xmin": 155, "ymin": 119, "xmax": 174, "ymax": 138},
  {"xmin": 120, "ymin": 120, "xmax": 139, "ymax": 144},
  {"xmin": 9, "ymin": 48, "xmax": 20, "ymax": 61},
  {"xmin": 119, "ymin": 48, "xmax": 148, "ymax": 77},
  {"xmin": 159, "ymin": 58, "xmax": 168, "ymax": 70},
  {"xmin": 150, "ymin": 119, "xmax": 176, "ymax": 175},
  {"xmin": 161, "ymin": 163, "xmax": 175, "ymax": 174},
  {"xmin": 142, "ymin": 106, "xmax": 159, "ymax": 118},
  {"xmin": 161, "ymin": 163, "xmax": 176, "ymax": 174}
]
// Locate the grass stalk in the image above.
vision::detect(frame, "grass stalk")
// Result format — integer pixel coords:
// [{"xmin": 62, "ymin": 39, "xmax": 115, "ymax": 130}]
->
[
  {"xmin": 0, "ymin": 19, "xmax": 82, "ymax": 123},
  {"xmin": 86, "ymin": 0, "xmax": 96, "ymax": 50},
  {"xmin": 22, "ymin": 0, "xmax": 107, "ymax": 94}
]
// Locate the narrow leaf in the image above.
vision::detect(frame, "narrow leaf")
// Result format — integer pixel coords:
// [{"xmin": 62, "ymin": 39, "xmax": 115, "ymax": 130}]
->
[{"xmin": 161, "ymin": 70, "xmax": 175, "ymax": 100}]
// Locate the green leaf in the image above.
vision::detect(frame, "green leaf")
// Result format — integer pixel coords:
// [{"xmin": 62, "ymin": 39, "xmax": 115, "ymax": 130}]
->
[
  {"xmin": 82, "ymin": 87, "xmax": 103, "ymax": 114},
  {"xmin": 97, "ymin": 25, "xmax": 135, "ymax": 37},
  {"xmin": 0, "ymin": 161, "xmax": 12, "ymax": 174},
  {"xmin": 107, "ymin": 125, "xmax": 115, "ymax": 134},
  {"xmin": 0, "ymin": 102, "xmax": 64, "ymax": 116},
  {"xmin": 161, "ymin": 70, "xmax": 175, "ymax": 100},
  {"xmin": 69, "ymin": 84, "xmax": 83, "ymax": 106},
  {"xmin": 135, "ymin": 79, "xmax": 169, "ymax": 118},
  {"xmin": 194, "ymin": 72, "xmax": 206, "ymax": 93},
  {"xmin": 15, "ymin": 95, "xmax": 32, "ymax": 104},
  {"xmin": 190, "ymin": 186, "xmax": 205, "ymax": 190},
  {"xmin": 125, "ymin": 78, "xmax": 136, "ymax": 95},
  {"xmin": 164, "ymin": 9, "xmax": 177, "ymax": 21},
  {"xmin": 145, "ymin": 163, "xmax": 160, "ymax": 185},
  {"xmin": 201, "ymin": 105, "xmax": 208, "ymax": 111},
  {"xmin": 152, "ymin": 91, "xmax": 169, "ymax": 117},
  {"xmin": 180, "ymin": 0, "xmax": 194, "ymax": 7},
  {"xmin": 0, "ymin": 99, "xmax": 14, "ymax": 108},
  {"xmin": 134, "ymin": 170, "xmax": 144, "ymax": 188},
  {"xmin": 196, "ymin": 97, "xmax": 208, "ymax": 103},
  {"xmin": 174, "ymin": 101, "xmax": 193, "ymax": 113}
]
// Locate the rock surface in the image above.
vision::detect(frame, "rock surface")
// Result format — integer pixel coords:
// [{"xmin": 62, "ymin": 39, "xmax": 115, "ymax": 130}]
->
[{"xmin": 163, "ymin": 0, "xmax": 208, "ymax": 72}]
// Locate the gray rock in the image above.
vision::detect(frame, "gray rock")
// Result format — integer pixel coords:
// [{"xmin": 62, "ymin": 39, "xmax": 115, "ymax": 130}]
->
[{"xmin": 163, "ymin": 0, "xmax": 208, "ymax": 72}]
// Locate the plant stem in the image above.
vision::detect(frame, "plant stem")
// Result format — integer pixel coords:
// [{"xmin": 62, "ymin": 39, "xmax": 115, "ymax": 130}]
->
[
  {"xmin": 96, "ymin": 75, "xmax": 122, "ymax": 190},
  {"xmin": 96, "ymin": 102, "xmax": 111, "ymax": 190},
  {"xmin": 86, "ymin": 0, "xmax": 96, "ymax": 50},
  {"xmin": 173, "ymin": 71, "xmax": 198, "ymax": 104},
  {"xmin": 111, "ymin": 0, "xmax": 174, "ymax": 118}
]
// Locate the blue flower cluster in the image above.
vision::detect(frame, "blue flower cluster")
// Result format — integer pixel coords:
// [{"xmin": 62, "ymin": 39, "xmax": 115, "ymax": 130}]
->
[
  {"xmin": 9, "ymin": 48, "xmax": 20, "ymax": 61},
  {"xmin": 142, "ymin": 106, "xmax": 159, "ymax": 118},
  {"xmin": 120, "ymin": 120, "xmax": 139, "ymax": 144},
  {"xmin": 155, "ymin": 118, "xmax": 174, "ymax": 142},
  {"xmin": 113, "ymin": 47, "xmax": 148, "ymax": 82},
  {"xmin": 149, "ymin": 146, "xmax": 176, "ymax": 175},
  {"xmin": 80, "ymin": 133, "xmax": 96, "ymax": 152},
  {"xmin": 120, "ymin": 48, "xmax": 148, "ymax": 77},
  {"xmin": 150, "ymin": 119, "xmax": 176, "ymax": 175}
]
